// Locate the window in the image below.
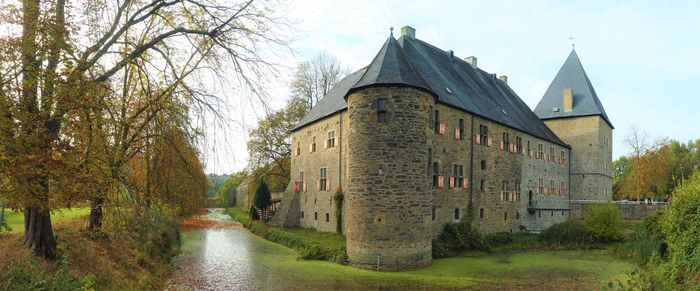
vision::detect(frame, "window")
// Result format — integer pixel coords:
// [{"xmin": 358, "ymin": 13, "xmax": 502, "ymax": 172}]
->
[
  {"xmin": 538, "ymin": 178, "xmax": 544, "ymax": 195},
  {"xmin": 454, "ymin": 208, "xmax": 460, "ymax": 220},
  {"xmin": 311, "ymin": 137, "xmax": 316, "ymax": 152},
  {"xmin": 550, "ymin": 179, "xmax": 555, "ymax": 195},
  {"xmin": 560, "ymin": 181, "xmax": 565, "ymax": 196},
  {"xmin": 549, "ymin": 147, "xmax": 555, "ymax": 162},
  {"xmin": 314, "ymin": 212, "xmax": 318, "ymax": 220},
  {"xmin": 560, "ymin": 150, "xmax": 565, "ymax": 164},
  {"xmin": 537, "ymin": 144, "xmax": 544, "ymax": 160},
  {"xmin": 504, "ymin": 212, "xmax": 508, "ymax": 221},
  {"xmin": 480, "ymin": 180, "xmax": 485, "ymax": 192},
  {"xmin": 325, "ymin": 213, "xmax": 330, "ymax": 222},
  {"xmin": 453, "ymin": 165, "xmax": 464, "ymax": 188},
  {"xmin": 479, "ymin": 124, "xmax": 489, "ymax": 146},
  {"xmin": 377, "ymin": 98, "xmax": 388, "ymax": 123},
  {"xmin": 299, "ymin": 171, "xmax": 305, "ymax": 192},
  {"xmin": 327, "ymin": 131, "xmax": 336, "ymax": 148},
  {"xmin": 515, "ymin": 182, "xmax": 520, "ymax": 201},
  {"xmin": 319, "ymin": 168, "xmax": 328, "ymax": 191},
  {"xmin": 427, "ymin": 148, "xmax": 433, "ymax": 177},
  {"xmin": 432, "ymin": 207, "xmax": 436, "ymax": 221},
  {"xmin": 480, "ymin": 208, "xmax": 484, "ymax": 219},
  {"xmin": 432, "ymin": 162, "xmax": 440, "ymax": 188},
  {"xmin": 434, "ymin": 110, "xmax": 440, "ymax": 133},
  {"xmin": 301, "ymin": 211, "xmax": 305, "ymax": 218},
  {"xmin": 428, "ymin": 106, "xmax": 434, "ymax": 128},
  {"xmin": 458, "ymin": 118, "xmax": 464, "ymax": 140},
  {"xmin": 502, "ymin": 132, "xmax": 510, "ymax": 151},
  {"xmin": 516, "ymin": 211, "xmax": 520, "ymax": 220},
  {"xmin": 516, "ymin": 136, "xmax": 523, "ymax": 154},
  {"xmin": 527, "ymin": 140, "xmax": 531, "ymax": 157},
  {"xmin": 481, "ymin": 160, "xmax": 486, "ymax": 170},
  {"xmin": 296, "ymin": 142, "xmax": 300, "ymax": 156}
]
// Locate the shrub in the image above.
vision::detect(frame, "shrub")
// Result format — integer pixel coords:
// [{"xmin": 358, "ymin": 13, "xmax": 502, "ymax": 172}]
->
[
  {"xmin": 584, "ymin": 203, "xmax": 622, "ymax": 242},
  {"xmin": 432, "ymin": 218, "xmax": 489, "ymax": 258},
  {"xmin": 0, "ymin": 258, "xmax": 85, "ymax": 290},
  {"xmin": 663, "ymin": 172, "xmax": 700, "ymax": 286},
  {"xmin": 629, "ymin": 210, "xmax": 667, "ymax": 264},
  {"xmin": 485, "ymin": 232, "xmax": 514, "ymax": 247},
  {"xmin": 539, "ymin": 220, "xmax": 593, "ymax": 247}
]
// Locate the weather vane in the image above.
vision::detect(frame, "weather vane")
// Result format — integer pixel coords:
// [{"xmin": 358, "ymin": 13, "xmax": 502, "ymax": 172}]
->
[
  {"xmin": 390, "ymin": 26, "xmax": 394, "ymax": 35},
  {"xmin": 569, "ymin": 36, "xmax": 575, "ymax": 49}
]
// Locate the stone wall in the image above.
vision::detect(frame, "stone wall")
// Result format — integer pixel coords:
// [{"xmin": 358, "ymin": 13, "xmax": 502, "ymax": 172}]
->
[
  {"xmin": 345, "ymin": 86, "xmax": 434, "ymax": 270},
  {"xmin": 470, "ymin": 116, "xmax": 570, "ymax": 233},
  {"xmin": 544, "ymin": 116, "xmax": 613, "ymax": 201},
  {"xmin": 570, "ymin": 202, "xmax": 665, "ymax": 220},
  {"xmin": 286, "ymin": 112, "xmax": 348, "ymax": 233},
  {"xmin": 427, "ymin": 103, "xmax": 472, "ymax": 236}
]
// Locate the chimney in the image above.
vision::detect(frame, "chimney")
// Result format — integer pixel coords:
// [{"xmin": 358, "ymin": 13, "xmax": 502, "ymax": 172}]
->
[
  {"xmin": 498, "ymin": 75, "xmax": 508, "ymax": 84},
  {"xmin": 465, "ymin": 56, "xmax": 477, "ymax": 68},
  {"xmin": 401, "ymin": 26, "xmax": 415, "ymax": 39},
  {"xmin": 563, "ymin": 87, "xmax": 573, "ymax": 112}
]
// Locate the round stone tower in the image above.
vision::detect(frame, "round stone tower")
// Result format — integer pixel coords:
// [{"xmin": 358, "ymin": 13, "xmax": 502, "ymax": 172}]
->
[{"xmin": 345, "ymin": 86, "xmax": 434, "ymax": 270}]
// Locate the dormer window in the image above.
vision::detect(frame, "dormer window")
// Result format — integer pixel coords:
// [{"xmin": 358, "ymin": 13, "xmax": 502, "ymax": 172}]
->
[{"xmin": 377, "ymin": 98, "xmax": 388, "ymax": 123}]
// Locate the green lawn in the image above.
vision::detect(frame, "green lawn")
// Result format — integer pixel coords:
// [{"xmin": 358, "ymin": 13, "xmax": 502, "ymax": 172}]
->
[{"xmin": 1, "ymin": 207, "xmax": 90, "ymax": 234}]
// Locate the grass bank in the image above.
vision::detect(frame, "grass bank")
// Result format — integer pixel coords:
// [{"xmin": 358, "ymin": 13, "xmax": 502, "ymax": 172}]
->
[
  {"xmin": 227, "ymin": 207, "xmax": 347, "ymax": 263},
  {"xmin": 0, "ymin": 219, "xmax": 172, "ymax": 290}
]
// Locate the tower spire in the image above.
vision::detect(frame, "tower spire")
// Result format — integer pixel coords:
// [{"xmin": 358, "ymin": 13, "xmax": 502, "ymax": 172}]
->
[{"xmin": 569, "ymin": 36, "xmax": 575, "ymax": 50}]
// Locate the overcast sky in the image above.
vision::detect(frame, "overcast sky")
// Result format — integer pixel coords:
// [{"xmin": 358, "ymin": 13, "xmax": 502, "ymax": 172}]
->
[{"xmin": 206, "ymin": 0, "xmax": 700, "ymax": 174}]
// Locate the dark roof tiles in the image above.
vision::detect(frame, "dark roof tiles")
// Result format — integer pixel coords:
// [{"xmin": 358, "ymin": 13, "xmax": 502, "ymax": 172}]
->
[{"xmin": 292, "ymin": 34, "xmax": 569, "ymax": 147}]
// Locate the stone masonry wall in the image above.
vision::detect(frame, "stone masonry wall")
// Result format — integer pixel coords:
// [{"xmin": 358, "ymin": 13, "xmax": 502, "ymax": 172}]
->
[
  {"xmin": 286, "ymin": 112, "xmax": 348, "ymax": 233},
  {"xmin": 427, "ymin": 104, "xmax": 472, "ymax": 237},
  {"xmin": 345, "ymin": 86, "xmax": 434, "ymax": 270},
  {"xmin": 544, "ymin": 116, "xmax": 613, "ymax": 201},
  {"xmin": 471, "ymin": 116, "xmax": 570, "ymax": 233}
]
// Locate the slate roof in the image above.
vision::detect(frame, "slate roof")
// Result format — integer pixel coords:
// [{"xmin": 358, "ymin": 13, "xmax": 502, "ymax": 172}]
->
[
  {"xmin": 292, "ymin": 34, "xmax": 567, "ymax": 147},
  {"xmin": 534, "ymin": 50, "xmax": 613, "ymax": 128}
]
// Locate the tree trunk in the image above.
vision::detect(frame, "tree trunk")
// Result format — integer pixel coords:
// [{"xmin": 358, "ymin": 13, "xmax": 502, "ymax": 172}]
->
[
  {"xmin": 23, "ymin": 206, "xmax": 57, "ymax": 259},
  {"xmin": 88, "ymin": 197, "xmax": 104, "ymax": 231}
]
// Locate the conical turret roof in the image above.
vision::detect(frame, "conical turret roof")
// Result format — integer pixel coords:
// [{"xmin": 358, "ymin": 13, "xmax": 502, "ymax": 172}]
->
[
  {"xmin": 534, "ymin": 50, "xmax": 613, "ymax": 128},
  {"xmin": 349, "ymin": 33, "xmax": 434, "ymax": 96}
]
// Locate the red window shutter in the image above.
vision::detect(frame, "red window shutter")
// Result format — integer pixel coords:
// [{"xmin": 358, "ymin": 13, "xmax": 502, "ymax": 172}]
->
[
  {"xmin": 455, "ymin": 128, "xmax": 460, "ymax": 140},
  {"xmin": 294, "ymin": 181, "xmax": 299, "ymax": 192},
  {"xmin": 316, "ymin": 179, "xmax": 320, "ymax": 191},
  {"xmin": 475, "ymin": 134, "xmax": 481, "ymax": 144},
  {"xmin": 463, "ymin": 178, "xmax": 468, "ymax": 188},
  {"xmin": 487, "ymin": 137, "xmax": 493, "ymax": 147},
  {"xmin": 326, "ymin": 179, "xmax": 331, "ymax": 192},
  {"xmin": 500, "ymin": 141, "xmax": 504, "ymax": 150},
  {"xmin": 449, "ymin": 177, "xmax": 455, "ymax": 189},
  {"xmin": 439, "ymin": 123, "xmax": 446, "ymax": 135},
  {"xmin": 303, "ymin": 181, "xmax": 307, "ymax": 192},
  {"xmin": 438, "ymin": 176, "xmax": 444, "ymax": 188}
]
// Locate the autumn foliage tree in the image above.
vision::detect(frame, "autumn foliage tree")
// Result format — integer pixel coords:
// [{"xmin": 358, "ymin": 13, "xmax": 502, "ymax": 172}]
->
[{"xmin": 0, "ymin": 0, "xmax": 290, "ymax": 258}]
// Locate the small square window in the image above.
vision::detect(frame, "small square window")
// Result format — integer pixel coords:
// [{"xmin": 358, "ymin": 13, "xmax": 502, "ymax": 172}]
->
[
  {"xmin": 301, "ymin": 211, "xmax": 305, "ymax": 218},
  {"xmin": 481, "ymin": 160, "xmax": 486, "ymax": 170},
  {"xmin": 454, "ymin": 208, "xmax": 460, "ymax": 220},
  {"xmin": 314, "ymin": 212, "xmax": 318, "ymax": 220},
  {"xmin": 479, "ymin": 208, "xmax": 484, "ymax": 219},
  {"xmin": 325, "ymin": 213, "xmax": 330, "ymax": 222}
]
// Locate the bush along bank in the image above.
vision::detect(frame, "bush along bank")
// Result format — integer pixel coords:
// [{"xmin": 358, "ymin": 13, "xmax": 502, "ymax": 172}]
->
[{"xmin": 227, "ymin": 207, "xmax": 348, "ymax": 264}]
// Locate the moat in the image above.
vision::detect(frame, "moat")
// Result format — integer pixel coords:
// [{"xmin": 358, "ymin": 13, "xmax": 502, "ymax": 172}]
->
[{"xmin": 164, "ymin": 209, "xmax": 635, "ymax": 290}]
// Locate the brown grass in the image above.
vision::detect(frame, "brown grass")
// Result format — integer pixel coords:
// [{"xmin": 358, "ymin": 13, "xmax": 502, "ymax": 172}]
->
[
  {"xmin": 0, "ymin": 219, "xmax": 171, "ymax": 289},
  {"xmin": 179, "ymin": 219, "xmax": 236, "ymax": 230}
]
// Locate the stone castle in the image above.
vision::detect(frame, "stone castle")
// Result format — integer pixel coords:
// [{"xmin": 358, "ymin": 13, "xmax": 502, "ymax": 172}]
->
[{"xmin": 272, "ymin": 26, "xmax": 613, "ymax": 270}]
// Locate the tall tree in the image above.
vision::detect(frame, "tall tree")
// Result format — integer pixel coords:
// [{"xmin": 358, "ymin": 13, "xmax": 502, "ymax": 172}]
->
[
  {"xmin": 290, "ymin": 53, "xmax": 350, "ymax": 109},
  {"xmin": 0, "ymin": 0, "xmax": 289, "ymax": 258}
]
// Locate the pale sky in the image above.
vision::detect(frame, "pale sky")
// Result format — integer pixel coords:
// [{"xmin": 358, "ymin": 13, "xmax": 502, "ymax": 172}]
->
[{"xmin": 205, "ymin": 0, "xmax": 700, "ymax": 174}]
